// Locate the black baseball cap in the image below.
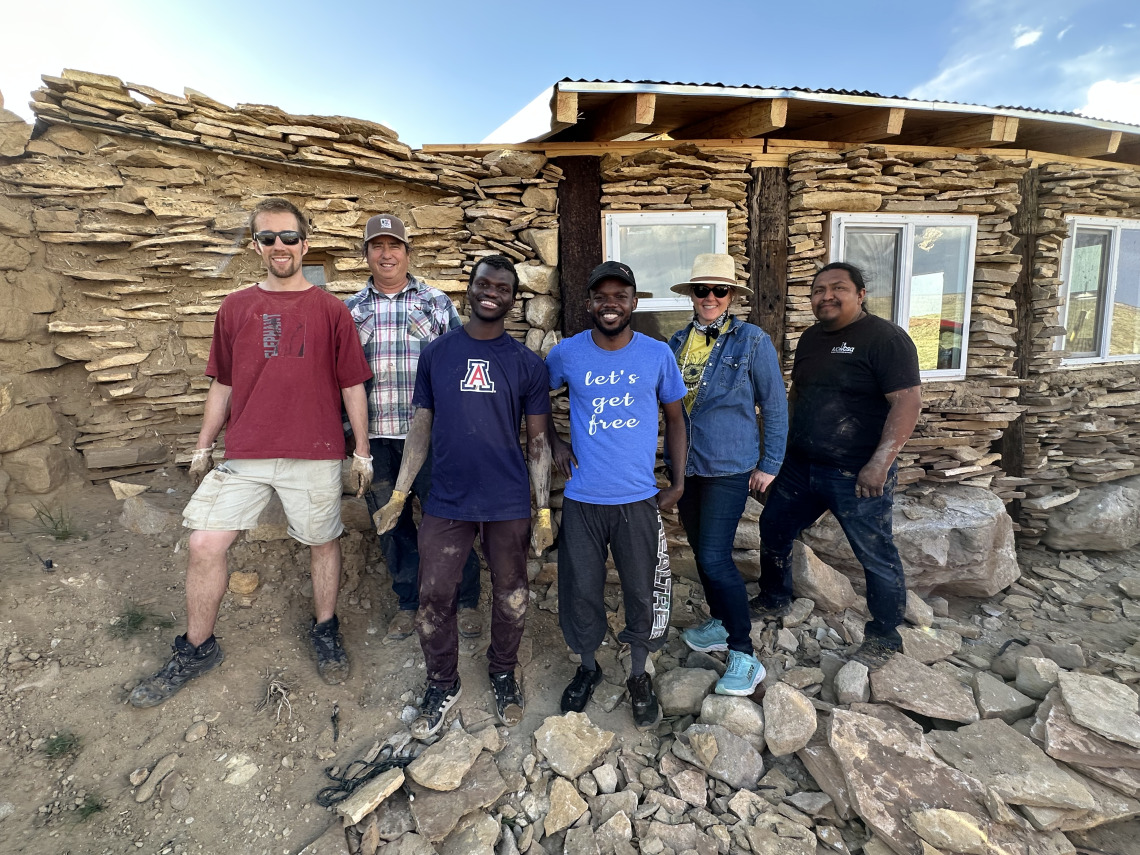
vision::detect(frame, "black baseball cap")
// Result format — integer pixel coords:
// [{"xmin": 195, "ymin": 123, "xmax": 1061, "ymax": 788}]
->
[{"xmin": 587, "ymin": 260, "xmax": 636, "ymax": 291}]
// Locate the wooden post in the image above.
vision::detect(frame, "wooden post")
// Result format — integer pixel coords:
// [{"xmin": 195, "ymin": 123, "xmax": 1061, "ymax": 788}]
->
[
  {"xmin": 552, "ymin": 155, "xmax": 602, "ymax": 337},
  {"xmin": 748, "ymin": 166, "xmax": 789, "ymax": 362},
  {"xmin": 1000, "ymin": 167, "xmax": 1039, "ymax": 519}
]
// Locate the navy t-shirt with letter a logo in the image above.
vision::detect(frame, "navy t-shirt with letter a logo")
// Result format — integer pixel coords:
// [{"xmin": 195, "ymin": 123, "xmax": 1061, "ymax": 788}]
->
[{"xmin": 412, "ymin": 328, "xmax": 551, "ymax": 521}]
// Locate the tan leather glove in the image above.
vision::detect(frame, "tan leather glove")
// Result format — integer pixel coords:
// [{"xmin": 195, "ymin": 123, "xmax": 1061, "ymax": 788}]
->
[
  {"xmin": 350, "ymin": 453, "xmax": 373, "ymax": 497},
  {"xmin": 373, "ymin": 490, "xmax": 408, "ymax": 535},
  {"xmin": 531, "ymin": 507, "xmax": 553, "ymax": 556},
  {"xmin": 189, "ymin": 445, "xmax": 215, "ymax": 487}
]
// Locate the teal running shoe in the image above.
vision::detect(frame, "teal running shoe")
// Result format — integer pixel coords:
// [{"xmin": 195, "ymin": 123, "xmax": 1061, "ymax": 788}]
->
[
  {"xmin": 716, "ymin": 649, "xmax": 765, "ymax": 696},
  {"xmin": 682, "ymin": 618, "xmax": 729, "ymax": 653}
]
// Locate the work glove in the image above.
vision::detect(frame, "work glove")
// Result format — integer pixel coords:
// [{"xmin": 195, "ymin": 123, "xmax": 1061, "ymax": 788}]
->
[
  {"xmin": 373, "ymin": 490, "xmax": 408, "ymax": 535},
  {"xmin": 531, "ymin": 507, "xmax": 553, "ymax": 556},
  {"xmin": 349, "ymin": 453, "xmax": 373, "ymax": 497},
  {"xmin": 189, "ymin": 446, "xmax": 215, "ymax": 487}
]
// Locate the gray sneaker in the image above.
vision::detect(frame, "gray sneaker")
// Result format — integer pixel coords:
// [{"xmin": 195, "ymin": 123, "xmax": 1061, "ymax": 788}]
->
[
  {"xmin": 310, "ymin": 615, "xmax": 350, "ymax": 685},
  {"xmin": 129, "ymin": 635, "xmax": 224, "ymax": 708},
  {"xmin": 411, "ymin": 679, "xmax": 462, "ymax": 740}
]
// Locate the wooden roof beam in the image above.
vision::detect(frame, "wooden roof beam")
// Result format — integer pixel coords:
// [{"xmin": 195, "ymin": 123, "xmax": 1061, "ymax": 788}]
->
[
  {"xmin": 1019, "ymin": 128, "xmax": 1122, "ymax": 158},
  {"xmin": 588, "ymin": 93, "xmax": 656, "ymax": 141},
  {"xmin": 924, "ymin": 115, "xmax": 1019, "ymax": 147},
  {"xmin": 797, "ymin": 107, "xmax": 905, "ymax": 142},
  {"xmin": 550, "ymin": 89, "xmax": 579, "ymax": 134},
  {"xmin": 671, "ymin": 98, "xmax": 788, "ymax": 140}
]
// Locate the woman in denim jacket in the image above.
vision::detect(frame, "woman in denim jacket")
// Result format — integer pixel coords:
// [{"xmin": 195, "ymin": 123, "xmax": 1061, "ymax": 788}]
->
[{"xmin": 666, "ymin": 254, "xmax": 788, "ymax": 696}]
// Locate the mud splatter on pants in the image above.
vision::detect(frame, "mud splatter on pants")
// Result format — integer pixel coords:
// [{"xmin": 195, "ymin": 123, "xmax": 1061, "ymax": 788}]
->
[{"xmin": 416, "ymin": 514, "xmax": 530, "ymax": 688}]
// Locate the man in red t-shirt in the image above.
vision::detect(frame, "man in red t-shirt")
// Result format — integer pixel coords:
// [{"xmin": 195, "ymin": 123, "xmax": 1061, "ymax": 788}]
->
[{"xmin": 129, "ymin": 199, "xmax": 373, "ymax": 708}]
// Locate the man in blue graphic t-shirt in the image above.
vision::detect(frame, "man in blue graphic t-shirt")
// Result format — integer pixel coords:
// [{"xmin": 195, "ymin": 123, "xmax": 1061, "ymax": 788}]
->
[
  {"xmin": 374, "ymin": 255, "xmax": 552, "ymax": 739},
  {"xmin": 546, "ymin": 260, "xmax": 687, "ymax": 731}
]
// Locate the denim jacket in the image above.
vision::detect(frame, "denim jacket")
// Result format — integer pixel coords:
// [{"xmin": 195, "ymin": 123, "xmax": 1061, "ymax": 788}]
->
[{"xmin": 666, "ymin": 319, "xmax": 788, "ymax": 478}]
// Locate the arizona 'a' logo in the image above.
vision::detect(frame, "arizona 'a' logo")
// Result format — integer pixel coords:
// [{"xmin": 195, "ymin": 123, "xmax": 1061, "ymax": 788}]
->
[{"xmin": 461, "ymin": 359, "xmax": 495, "ymax": 393}]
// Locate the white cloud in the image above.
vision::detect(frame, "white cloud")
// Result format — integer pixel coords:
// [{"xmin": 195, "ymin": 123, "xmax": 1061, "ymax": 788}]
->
[
  {"xmin": 1057, "ymin": 25, "xmax": 1072, "ymax": 39},
  {"xmin": 1014, "ymin": 29, "xmax": 1043, "ymax": 49},
  {"xmin": 1079, "ymin": 77, "xmax": 1140, "ymax": 125}
]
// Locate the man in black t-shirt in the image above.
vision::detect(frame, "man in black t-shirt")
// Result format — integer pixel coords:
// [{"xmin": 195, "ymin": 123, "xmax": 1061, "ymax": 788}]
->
[{"xmin": 753, "ymin": 262, "xmax": 921, "ymax": 670}]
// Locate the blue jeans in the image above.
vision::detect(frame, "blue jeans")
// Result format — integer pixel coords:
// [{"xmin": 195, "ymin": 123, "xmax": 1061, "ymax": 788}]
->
[
  {"xmin": 758, "ymin": 456, "xmax": 905, "ymax": 644},
  {"xmin": 364, "ymin": 437, "xmax": 480, "ymax": 612},
  {"xmin": 678, "ymin": 472, "xmax": 753, "ymax": 654}
]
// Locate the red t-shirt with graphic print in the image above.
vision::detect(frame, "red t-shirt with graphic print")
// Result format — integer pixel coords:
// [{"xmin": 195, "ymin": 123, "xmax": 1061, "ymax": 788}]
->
[{"xmin": 207, "ymin": 284, "xmax": 372, "ymax": 460}]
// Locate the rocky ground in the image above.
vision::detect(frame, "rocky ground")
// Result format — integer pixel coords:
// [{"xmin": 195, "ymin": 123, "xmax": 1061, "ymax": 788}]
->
[{"xmin": 1, "ymin": 473, "xmax": 1139, "ymax": 855}]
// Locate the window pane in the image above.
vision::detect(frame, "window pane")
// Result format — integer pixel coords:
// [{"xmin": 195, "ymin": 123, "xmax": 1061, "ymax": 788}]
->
[
  {"xmin": 1066, "ymin": 229, "xmax": 1111, "ymax": 354},
  {"xmin": 632, "ymin": 310, "xmax": 692, "ymax": 342},
  {"xmin": 303, "ymin": 264, "xmax": 327, "ymax": 289},
  {"xmin": 617, "ymin": 223, "xmax": 717, "ymax": 299},
  {"xmin": 909, "ymin": 225, "xmax": 972, "ymax": 371},
  {"xmin": 844, "ymin": 228, "xmax": 899, "ymax": 320},
  {"xmin": 1110, "ymin": 228, "xmax": 1140, "ymax": 356}
]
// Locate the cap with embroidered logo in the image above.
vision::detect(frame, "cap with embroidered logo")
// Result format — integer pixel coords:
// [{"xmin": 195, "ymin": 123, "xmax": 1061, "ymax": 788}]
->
[
  {"xmin": 587, "ymin": 260, "xmax": 637, "ymax": 291},
  {"xmin": 363, "ymin": 214, "xmax": 409, "ymax": 247}
]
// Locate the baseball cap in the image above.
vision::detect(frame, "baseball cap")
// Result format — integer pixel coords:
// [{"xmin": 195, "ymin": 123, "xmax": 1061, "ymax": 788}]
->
[
  {"xmin": 363, "ymin": 214, "xmax": 409, "ymax": 247},
  {"xmin": 587, "ymin": 260, "xmax": 636, "ymax": 291}
]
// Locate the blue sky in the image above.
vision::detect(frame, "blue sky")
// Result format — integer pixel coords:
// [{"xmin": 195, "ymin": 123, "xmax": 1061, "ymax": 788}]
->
[{"xmin": 2, "ymin": 0, "xmax": 1138, "ymax": 148}]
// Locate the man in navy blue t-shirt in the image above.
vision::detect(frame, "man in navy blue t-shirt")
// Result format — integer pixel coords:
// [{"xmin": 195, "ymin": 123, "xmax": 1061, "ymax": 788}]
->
[
  {"xmin": 546, "ymin": 261, "xmax": 687, "ymax": 731},
  {"xmin": 374, "ymin": 255, "xmax": 552, "ymax": 738}
]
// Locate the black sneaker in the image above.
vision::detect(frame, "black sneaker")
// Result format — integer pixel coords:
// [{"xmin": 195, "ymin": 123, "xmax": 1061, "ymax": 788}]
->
[
  {"xmin": 310, "ymin": 615, "xmax": 350, "ymax": 685},
  {"xmin": 849, "ymin": 637, "xmax": 900, "ymax": 671},
  {"xmin": 490, "ymin": 670, "xmax": 524, "ymax": 727},
  {"xmin": 627, "ymin": 672, "xmax": 662, "ymax": 731},
  {"xmin": 748, "ymin": 596, "xmax": 792, "ymax": 623},
  {"xmin": 128, "ymin": 634, "xmax": 224, "ymax": 708},
  {"xmin": 411, "ymin": 679, "xmax": 462, "ymax": 739},
  {"xmin": 561, "ymin": 664, "xmax": 603, "ymax": 713}
]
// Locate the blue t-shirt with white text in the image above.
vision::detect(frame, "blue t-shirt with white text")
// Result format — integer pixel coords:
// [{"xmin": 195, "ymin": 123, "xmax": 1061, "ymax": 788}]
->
[
  {"xmin": 413, "ymin": 328, "xmax": 551, "ymax": 521},
  {"xmin": 546, "ymin": 331, "xmax": 685, "ymax": 505}
]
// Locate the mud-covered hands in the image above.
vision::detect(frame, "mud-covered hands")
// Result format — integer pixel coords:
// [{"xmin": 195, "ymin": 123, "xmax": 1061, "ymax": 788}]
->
[
  {"xmin": 531, "ymin": 507, "xmax": 553, "ymax": 556},
  {"xmin": 189, "ymin": 445, "xmax": 215, "ymax": 486},
  {"xmin": 349, "ymin": 453, "xmax": 373, "ymax": 497},
  {"xmin": 373, "ymin": 490, "xmax": 408, "ymax": 535}
]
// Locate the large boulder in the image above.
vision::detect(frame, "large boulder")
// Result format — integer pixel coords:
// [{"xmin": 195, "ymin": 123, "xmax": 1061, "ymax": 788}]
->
[
  {"xmin": 801, "ymin": 484, "xmax": 1018, "ymax": 597},
  {"xmin": 1044, "ymin": 475, "xmax": 1140, "ymax": 552}
]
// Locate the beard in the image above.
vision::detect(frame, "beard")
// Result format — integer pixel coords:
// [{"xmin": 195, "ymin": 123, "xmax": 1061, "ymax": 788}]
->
[{"xmin": 591, "ymin": 314, "xmax": 631, "ymax": 338}]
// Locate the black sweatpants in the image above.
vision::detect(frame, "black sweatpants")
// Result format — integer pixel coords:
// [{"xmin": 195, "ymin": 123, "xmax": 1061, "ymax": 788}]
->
[{"xmin": 557, "ymin": 497, "xmax": 672, "ymax": 661}]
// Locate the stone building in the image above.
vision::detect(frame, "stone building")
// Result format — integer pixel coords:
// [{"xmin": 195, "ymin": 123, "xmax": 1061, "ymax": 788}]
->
[{"xmin": 1, "ymin": 72, "xmax": 1139, "ymax": 549}]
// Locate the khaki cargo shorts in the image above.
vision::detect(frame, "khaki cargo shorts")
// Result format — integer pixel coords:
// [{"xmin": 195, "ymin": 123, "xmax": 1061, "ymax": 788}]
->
[{"xmin": 183, "ymin": 458, "xmax": 344, "ymax": 546}]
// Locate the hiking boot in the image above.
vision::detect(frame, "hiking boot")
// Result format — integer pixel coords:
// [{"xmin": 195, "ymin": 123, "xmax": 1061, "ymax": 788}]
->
[
  {"xmin": 560, "ymin": 664, "xmax": 603, "ymax": 713},
  {"xmin": 128, "ymin": 634, "xmax": 224, "ymax": 708},
  {"xmin": 716, "ymin": 649, "xmax": 765, "ymax": 696},
  {"xmin": 410, "ymin": 679, "xmax": 462, "ymax": 739},
  {"xmin": 849, "ymin": 636, "xmax": 900, "ymax": 671},
  {"xmin": 490, "ymin": 670, "xmax": 524, "ymax": 727},
  {"xmin": 458, "ymin": 607, "xmax": 484, "ymax": 639},
  {"xmin": 627, "ymin": 672, "xmax": 662, "ymax": 731},
  {"xmin": 682, "ymin": 618, "xmax": 729, "ymax": 653},
  {"xmin": 748, "ymin": 596, "xmax": 792, "ymax": 623},
  {"xmin": 386, "ymin": 610, "xmax": 416, "ymax": 641},
  {"xmin": 310, "ymin": 615, "xmax": 350, "ymax": 685}
]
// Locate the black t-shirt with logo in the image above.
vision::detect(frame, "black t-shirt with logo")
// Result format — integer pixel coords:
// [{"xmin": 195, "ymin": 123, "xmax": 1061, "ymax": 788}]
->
[{"xmin": 788, "ymin": 313, "xmax": 920, "ymax": 472}]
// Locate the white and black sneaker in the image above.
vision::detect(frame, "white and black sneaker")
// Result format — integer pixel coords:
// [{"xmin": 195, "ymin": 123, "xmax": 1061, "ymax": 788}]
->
[
  {"xmin": 410, "ymin": 679, "xmax": 462, "ymax": 740},
  {"xmin": 490, "ymin": 670, "xmax": 524, "ymax": 727}
]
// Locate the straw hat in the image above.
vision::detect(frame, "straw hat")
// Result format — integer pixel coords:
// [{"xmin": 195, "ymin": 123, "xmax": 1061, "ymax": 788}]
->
[{"xmin": 670, "ymin": 253, "xmax": 751, "ymax": 295}]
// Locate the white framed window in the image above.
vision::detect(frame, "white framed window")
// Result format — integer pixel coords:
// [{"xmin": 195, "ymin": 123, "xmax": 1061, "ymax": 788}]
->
[
  {"xmin": 830, "ymin": 213, "xmax": 977, "ymax": 380},
  {"xmin": 1057, "ymin": 216, "xmax": 1140, "ymax": 363},
  {"xmin": 603, "ymin": 211, "xmax": 728, "ymax": 312}
]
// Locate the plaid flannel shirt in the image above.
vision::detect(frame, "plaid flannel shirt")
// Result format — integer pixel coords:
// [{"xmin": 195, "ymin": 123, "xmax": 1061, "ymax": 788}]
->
[{"xmin": 346, "ymin": 275, "xmax": 461, "ymax": 437}]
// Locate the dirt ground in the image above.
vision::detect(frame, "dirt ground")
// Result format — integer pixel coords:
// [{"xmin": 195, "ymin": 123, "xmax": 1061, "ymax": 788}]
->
[{"xmin": 1, "ymin": 472, "xmax": 1139, "ymax": 855}]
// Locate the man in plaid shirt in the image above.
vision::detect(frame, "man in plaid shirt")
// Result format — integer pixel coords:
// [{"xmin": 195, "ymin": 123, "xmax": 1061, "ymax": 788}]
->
[{"xmin": 346, "ymin": 215, "xmax": 482, "ymax": 641}]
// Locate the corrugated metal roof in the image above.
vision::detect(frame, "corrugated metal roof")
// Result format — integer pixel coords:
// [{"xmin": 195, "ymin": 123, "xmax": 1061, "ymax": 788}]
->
[{"xmin": 557, "ymin": 78, "xmax": 1139, "ymax": 128}]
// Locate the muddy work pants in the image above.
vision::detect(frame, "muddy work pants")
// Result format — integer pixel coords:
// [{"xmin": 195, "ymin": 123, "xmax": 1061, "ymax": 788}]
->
[{"xmin": 417, "ymin": 514, "xmax": 530, "ymax": 688}]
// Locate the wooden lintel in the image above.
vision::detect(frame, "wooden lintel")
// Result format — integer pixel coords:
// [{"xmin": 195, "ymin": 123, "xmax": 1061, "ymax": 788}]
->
[
  {"xmin": 1018, "ymin": 128, "xmax": 1123, "ymax": 158},
  {"xmin": 797, "ymin": 107, "xmax": 905, "ymax": 143},
  {"xmin": 671, "ymin": 98, "xmax": 788, "ymax": 140},
  {"xmin": 589, "ymin": 93, "xmax": 656, "ymax": 141},
  {"xmin": 925, "ymin": 115, "xmax": 1019, "ymax": 147},
  {"xmin": 550, "ymin": 90, "xmax": 578, "ymax": 134}
]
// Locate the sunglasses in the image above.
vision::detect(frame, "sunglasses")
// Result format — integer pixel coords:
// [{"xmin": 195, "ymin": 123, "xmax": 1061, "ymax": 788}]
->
[
  {"xmin": 691, "ymin": 284, "xmax": 731, "ymax": 298},
  {"xmin": 253, "ymin": 230, "xmax": 304, "ymax": 246}
]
